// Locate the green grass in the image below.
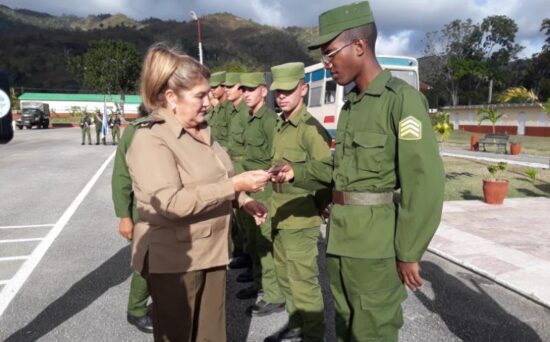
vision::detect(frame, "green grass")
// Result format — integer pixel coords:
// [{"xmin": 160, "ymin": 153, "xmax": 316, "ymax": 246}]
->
[
  {"xmin": 50, "ymin": 116, "xmax": 80, "ymax": 124},
  {"xmin": 440, "ymin": 130, "xmax": 550, "ymax": 156},
  {"xmin": 443, "ymin": 156, "xmax": 550, "ymax": 201}
]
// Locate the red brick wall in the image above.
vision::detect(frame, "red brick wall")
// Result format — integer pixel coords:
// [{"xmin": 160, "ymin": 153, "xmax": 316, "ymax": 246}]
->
[
  {"xmin": 525, "ymin": 127, "xmax": 550, "ymax": 137},
  {"xmin": 459, "ymin": 125, "xmax": 518, "ymax": 135}
]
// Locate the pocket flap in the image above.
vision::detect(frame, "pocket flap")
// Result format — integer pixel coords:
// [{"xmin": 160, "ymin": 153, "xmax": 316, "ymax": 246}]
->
[
  {"xmin": 282, "ymin": 149, "xmax": 307, "ymax": 163},
  {"xmin": 353, "ymin": 132, "xmax": 387, "ymax": 148},
  {"xmin": 175, "ymin": 224, "xmax": 212, "ymax": 242}
]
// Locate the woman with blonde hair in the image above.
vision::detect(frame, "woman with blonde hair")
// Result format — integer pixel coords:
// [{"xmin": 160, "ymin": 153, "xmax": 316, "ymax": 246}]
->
[{"xmin": 126, "ymin": 43, "xmax": 270, "ymax": 342}]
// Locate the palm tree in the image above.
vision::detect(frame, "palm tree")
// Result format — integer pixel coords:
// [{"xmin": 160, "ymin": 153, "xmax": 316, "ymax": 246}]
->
[
  {"xmin": 432, "ymin": 111, "xmax": 453, "ymax": 143},
  {"xmin": 499, "ymin": 86, "xmax": 538, "ymax": 103},
  {"xmin": 478, "ymin": 107, "xmax": 504, "ymax": 134}
]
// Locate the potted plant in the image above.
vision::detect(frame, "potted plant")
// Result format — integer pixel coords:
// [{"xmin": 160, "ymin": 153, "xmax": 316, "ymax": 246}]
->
[
  {"xmin": 432, "ymin": 111, "xmax": 453, "ymax": 149},
  {"xmin": 510, "ymin": 138, "xmax": 522, "ymax": 155},
  {"xmin": 483, "ymin": 162, "xmax": 509, "ymax": 204}
]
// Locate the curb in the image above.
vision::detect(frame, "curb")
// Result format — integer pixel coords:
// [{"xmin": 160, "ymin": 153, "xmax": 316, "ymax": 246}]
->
[
  {"xmin": 441, "ymin": 151, "xmax": 549, "ymax": 169},
  {"xmin": 427, "ymin": 247, "xmax": 550, "ymax": 309}
]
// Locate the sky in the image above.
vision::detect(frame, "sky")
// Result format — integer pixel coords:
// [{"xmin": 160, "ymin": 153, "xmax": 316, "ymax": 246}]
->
[{"xmin": 1, "ymin": 0, "xmax": 547, "ymax": 58}]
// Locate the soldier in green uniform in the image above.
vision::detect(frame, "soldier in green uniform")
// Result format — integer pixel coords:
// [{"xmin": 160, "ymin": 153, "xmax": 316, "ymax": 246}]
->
[
  {"xmin": 109, "ymin": 111, "xmax": 122, "ymax": 145},
  {"xmin": 79, "ymin": 111, "xmax": 92, "ymax": 145},
  {"xmin": 225, "ymin": 72, "xmax": 256, "ymax": 276},
  {"xmin": 238, "ymin": 72, "xmax": 285, "ymax": 315},
  {"xmin": 93, "ymin": 109, "xmax": 106, "ymax": 145},
  {"xmin": 273, "ymin": 2, "xmax": 445, "ymax": 341},
  {"xmin": 268, "ymin": 62, "xmax": 332, "ymax": 342},
  {"xmin": 111, "ymin": 103, "xmax": 157, "ymax": 333},
  {"xmin": 208, "ymin": 71, "xmax": 231, "ymax": 148}
]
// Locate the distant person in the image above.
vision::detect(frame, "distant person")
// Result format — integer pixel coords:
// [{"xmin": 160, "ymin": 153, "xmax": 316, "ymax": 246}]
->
[
  {"xmin": 126, "ymin": 43, "xmax": 270, "ymax": 342},
  {"xmin": 79, "ymin": 111, "xmax": 92, "ymax": 145},
  {"xmin": 111, "ymin": 103, "xmax": 156, "ymax": 334},
  {"xmin": 93, "ymin": 109, "xmax": 105, "ymax": 145},
  {"xmin": 109, "ymin": 111, "xmax": 122, "ymax": 145}
]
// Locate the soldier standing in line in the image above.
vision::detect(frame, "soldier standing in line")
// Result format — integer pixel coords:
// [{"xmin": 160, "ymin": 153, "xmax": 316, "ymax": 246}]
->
[
  {"xmin": 94, "ymin": 109, "xmax": 106, "ymax": 145},
  {"xmin": 109, "ymin": 111, "xmax": 122, "ymax": 145},
  {"xmin": 80, "ymin": 110, "xmax": 92, "ymax": 145},
  {"xmin": 208, "ymin": 71, "xmax": 231, "ymax": 147},
  {"xmin": 237, "ymin": 72, "xmax": 285, "ymax": 317},
  {"xmin": 225, "ymin": 72, "xmax": 255, "ymax": 275},
  {"xmin": 112, "ymin": 103, "xmax": 156, "ymax": 333},
  {"xmin": 267, "ymin": 62, "xmax": 332, "ymax": 342},
  {"xmin": 273, "ymin": 2, "xmax": 445, "ymax": 341}
]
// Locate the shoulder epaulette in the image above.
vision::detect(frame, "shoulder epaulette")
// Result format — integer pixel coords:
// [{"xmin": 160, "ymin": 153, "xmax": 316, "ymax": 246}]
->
[
  {"xmin": 131, "ymin": 114, "xmax": 165, "ymax": 129},
  {"xmin": 386, "ymin": 77, "xmax": 409, "ymax": 93}
]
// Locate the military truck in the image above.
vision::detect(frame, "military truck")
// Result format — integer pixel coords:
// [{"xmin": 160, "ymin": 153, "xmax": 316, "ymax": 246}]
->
[{"xmin": 16, "ymin": 102, "xmax": 50, "ymax": 129}]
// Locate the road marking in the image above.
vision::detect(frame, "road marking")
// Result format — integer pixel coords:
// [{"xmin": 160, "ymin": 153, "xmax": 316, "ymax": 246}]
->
[
  {"xmin": 0, "ymin": 280, "xmax": 8, "ymax": 285},
  {"xmin": 0, "ymin": 256, "xmax": 29, "ymax": 262},
  {"xmin": 0, "ymin": 238, "xmax": 44, "ymax": 244},
  {"xmin": 0, "ymin": 151, "xmax": 116, "ymax": 317},
  {"xmin": 0, "ymin": 224, "xmax": 54, "ymax": 230}
]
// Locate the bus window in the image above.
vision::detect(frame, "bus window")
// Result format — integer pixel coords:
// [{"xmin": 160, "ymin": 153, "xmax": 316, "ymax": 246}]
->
[
  {"xmin": 309, "ymin": 82, "xmax": 323, "ymax": 107},
  {"xmin": 325, "ymin": 80, "xmax": 336, "ymax": 104},
  {"xmin": 388, "ymin": 70, "xmax": 418, "ymax": 89}
]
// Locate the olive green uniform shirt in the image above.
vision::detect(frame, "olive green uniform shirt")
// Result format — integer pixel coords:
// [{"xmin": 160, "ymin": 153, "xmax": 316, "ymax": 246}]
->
[
  {"xmin": 227, "ymin": 100, "xmax": 250, "ymax": 160},
  {"xmin": 271, "ymin": 105, "xmax": 332, "ymax": 230},
  {"xmin": 242, "ymin": 104, "xmax": 278, "ymax": 172},
  {"xmin": 209, "ymin": 100, "xmax": 231, "ymax": 148},
  {"xmin": 293, "ymin": 70, "xmax": 445, "ymax": 262}
]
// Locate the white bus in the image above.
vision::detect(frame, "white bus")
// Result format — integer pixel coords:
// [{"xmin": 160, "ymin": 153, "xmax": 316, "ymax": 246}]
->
[{"xmin": 304, "ymin": 55, "xmax": 420, "ymax": 147}]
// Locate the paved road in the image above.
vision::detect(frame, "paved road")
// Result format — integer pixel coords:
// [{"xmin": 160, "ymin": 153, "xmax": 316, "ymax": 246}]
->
[{"xmin": 1, "ymin": 128, "xmax": 549, "ymax": 341}]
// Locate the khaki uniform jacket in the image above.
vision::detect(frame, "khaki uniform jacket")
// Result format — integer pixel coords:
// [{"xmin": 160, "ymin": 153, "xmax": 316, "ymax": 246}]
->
[{"xmin": 126, "ymin": 107, "xmax": 249, "ymax": 274}]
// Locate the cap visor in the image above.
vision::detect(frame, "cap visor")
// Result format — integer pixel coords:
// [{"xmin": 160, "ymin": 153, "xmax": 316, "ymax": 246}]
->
[
  {"xmin": 209, "ymin": 81, "xmax": 222, "ymax": 87},
  {"xmin": 269, "ymin": 79, "xmax": 300, "ymax": 91},
  {"xmin": 307, "ymin": 31, "xmax": 341, "ymax": 50}
]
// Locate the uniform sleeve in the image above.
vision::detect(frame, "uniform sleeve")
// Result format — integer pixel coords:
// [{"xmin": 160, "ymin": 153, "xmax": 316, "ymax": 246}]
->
[
  {"xmin": 292, "ymin": 123, "xmax": 334, "ymax": 190},
  {"xmin": 394, "ymin": 88, "xmax": 445, "ymax": 262},
  {"xmin": 127, "ymin": 130, "xmax": 236, "ymax": 220},
  {"xmin": 111, "ymin": 125, "xmax": 135, "ymax": 218}
]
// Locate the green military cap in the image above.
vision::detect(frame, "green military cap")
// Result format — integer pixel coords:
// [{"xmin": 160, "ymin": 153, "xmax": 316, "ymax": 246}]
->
[
  {"xmin": 224, "ymin": 72, "xmax": 241, "ymax": 87},
  {"xmin": 240, "ymin": 72, "xmax": 266, "ymax": 88},
  {"xmin": 308, "ymin": 1, "xmax": 375, "ymax": 50},
  {"xmin": 209, "ymin": 71, "xmax": 226, "ymax": 87},
  {"xmin": 270, "ymin": 62, "xmax": 305, "ymax": 91}
]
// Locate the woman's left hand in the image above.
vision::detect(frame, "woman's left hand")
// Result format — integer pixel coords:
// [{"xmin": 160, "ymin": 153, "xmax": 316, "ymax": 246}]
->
[{"xmin": 242, "ymin": 199, "xmax": 268, "ymax": 225}]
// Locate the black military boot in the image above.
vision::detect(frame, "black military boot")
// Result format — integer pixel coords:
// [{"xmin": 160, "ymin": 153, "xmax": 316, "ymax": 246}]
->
[
  {"xmin": 236, "ymin": 285, "xmax": 258, "ymax": 300},
  {"xmin": 127, "ymin": 312, "xmax": 153, "ymax": 333},
  {"xmin": 236, "ymin": 268, "xmax": 253, "ymax": 283},
  {"xmin": 248, "ymin": 300, "xmax": 285, "ymax": 317}
]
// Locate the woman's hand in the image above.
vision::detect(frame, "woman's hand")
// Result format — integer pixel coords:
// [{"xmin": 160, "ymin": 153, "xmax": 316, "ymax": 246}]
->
[
  {"xmin": 242, "ymin": 198, "xmax": 268, "ymax": 225},
  {"xmin": 118, "ymin": 217, "xmax": 134, "ymax": 240},
  {"xmin": 232, "ymin": 170, "xmax": 270, "ymax": 193}
]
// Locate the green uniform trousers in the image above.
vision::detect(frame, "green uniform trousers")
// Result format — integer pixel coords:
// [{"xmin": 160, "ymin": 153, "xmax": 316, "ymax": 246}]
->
[
  {"xmin": 127, "ymin": 271, "xmax": 150, "ymax": 317},
  {"xmin": 112, "ymin": 126, "xmax": 120, "ymax": 144},
  {"xmin": 247, "ymin": 190, "xmax": 284, "ymax": 304},
  {"xmin": 81, "ymin": 128, "xmax": 91, "ymax": 144},
  {"xmin": 273, "ymin": 227, "xmax": 324, "ymax": 342},
  {"xmin": 327, "ymin": 255, "xmax": 407, "ymax": 342},
  {"xmin": 95, "ymin": 128, "xmax": 102, "ymax": 144},
  {"xmin": 231, "ymin": 160, "xmax": 247, "ymax": 254}
]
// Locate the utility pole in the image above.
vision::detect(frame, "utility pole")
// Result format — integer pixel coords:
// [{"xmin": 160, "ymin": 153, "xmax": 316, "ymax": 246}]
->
[{"xmin": 189, "ymin": 10, "xmax": 203, "ymax": 64}]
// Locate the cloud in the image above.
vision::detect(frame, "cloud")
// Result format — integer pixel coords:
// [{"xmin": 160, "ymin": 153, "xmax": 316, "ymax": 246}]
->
[
  {"xmin": 377, "ymin": 31, "xmax": 414, "ymax": 56},
  {"xmin": 0, "ymin": 0, "xmax": 546, "ymax": 57}
]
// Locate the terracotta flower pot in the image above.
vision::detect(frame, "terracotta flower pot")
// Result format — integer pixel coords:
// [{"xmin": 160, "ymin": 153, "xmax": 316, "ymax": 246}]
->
[
  {"xmin": 482, "ymin": 179, "xmax": 509, "ymax": 204},
  {"xmin": 470, "ymin": 135, "xmax": 480, "ymax": 151},
  {"xmin": 510, "ymin": 143, "xmax": 522, "ymax": 155}
]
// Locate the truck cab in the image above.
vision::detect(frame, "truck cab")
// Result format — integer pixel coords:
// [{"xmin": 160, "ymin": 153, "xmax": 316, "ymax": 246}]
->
[{"xmin": 16, "ymin": 102, "xmax": 50, "ymax": 129}]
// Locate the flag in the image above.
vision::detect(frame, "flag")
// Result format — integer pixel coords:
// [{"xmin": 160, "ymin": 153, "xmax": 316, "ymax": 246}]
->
[{"xmin": 101, "ymin": 102, "xmax": 109, "ymax": 138}]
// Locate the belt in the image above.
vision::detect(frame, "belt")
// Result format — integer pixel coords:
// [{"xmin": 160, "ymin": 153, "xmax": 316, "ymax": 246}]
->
[{"xmin": 332, "ymin": 190, "xmax": 394, "ymax": 206}]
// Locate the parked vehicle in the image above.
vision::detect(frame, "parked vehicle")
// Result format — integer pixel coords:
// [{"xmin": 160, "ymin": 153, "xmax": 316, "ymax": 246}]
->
[{"xmin": 16, "ymin": 102, "xmax": 50, "ymax": 129}]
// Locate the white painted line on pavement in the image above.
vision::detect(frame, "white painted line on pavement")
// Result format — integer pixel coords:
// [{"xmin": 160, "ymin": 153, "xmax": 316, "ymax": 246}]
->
[
  {"xmin": 0, "ymin": 256, "xmax": 29, "ymax": 262},
  {"xmin": 0, "ymin": 224, "xmax": 54, "ymax": 230},
  {"xmin": 0, "ymin": 280, "xmax": 8, "ymax": 286},
  {"xmin": 0, "ymin": 151, "xmax": 116, "ymax": 317},
  {"xmin": 0, "ymin": 238, "xmax": 44, "ymax": 244}
]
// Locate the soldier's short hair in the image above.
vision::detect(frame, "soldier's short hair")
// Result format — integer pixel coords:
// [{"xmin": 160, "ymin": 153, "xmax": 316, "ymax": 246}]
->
[{"xmin": 340, "ymin": 23, "xmax": 377, "ymax": 53}]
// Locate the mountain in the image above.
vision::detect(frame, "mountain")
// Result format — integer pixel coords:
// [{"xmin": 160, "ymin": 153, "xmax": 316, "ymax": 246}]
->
[{"xmin": 0, "ymin": 6, "xmax": 318, "ymax": 92}]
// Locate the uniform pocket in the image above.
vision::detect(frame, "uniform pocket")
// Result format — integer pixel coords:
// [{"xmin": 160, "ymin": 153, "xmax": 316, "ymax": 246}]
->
[
  {"xmin": 353, "ymin": 132, "xmax": 387, "ymax": 172},
  {"xmin": 282, "ymin": 149, "xmax": 307, "ymax": 163},
  {"xmin": 175, "ymin": 224, "xmax": 212, "ymax": 242}
]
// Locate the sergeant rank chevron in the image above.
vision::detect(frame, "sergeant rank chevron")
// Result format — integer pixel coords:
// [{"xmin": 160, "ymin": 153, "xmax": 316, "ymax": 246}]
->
[{"xmin": 399, "ymin": 116, "xmax": 422, "ymax": 140}]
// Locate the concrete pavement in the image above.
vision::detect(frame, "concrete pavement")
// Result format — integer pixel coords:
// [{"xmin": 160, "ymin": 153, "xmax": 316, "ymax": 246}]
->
[
  {"xmin": 441, "ymin": 147, "xmax": 549, "ymax": 169},
  {"xmin": 430, "ymin": 197, "xmax": 550, "ymax": 308}
]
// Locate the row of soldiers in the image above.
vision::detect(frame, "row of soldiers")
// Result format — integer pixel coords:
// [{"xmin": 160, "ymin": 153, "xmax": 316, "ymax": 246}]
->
[
  {"xmin": 206, "ymin": 64, "xmax": 332, "ymax": 342},
  {"xmin": 79, "ymin": 109, "xmax": 122, "ymax": 145}
]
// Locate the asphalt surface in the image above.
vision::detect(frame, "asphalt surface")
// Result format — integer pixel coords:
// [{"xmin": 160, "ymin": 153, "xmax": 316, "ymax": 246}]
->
[{"xmin": 0, "ymin": 128, "xmax": 549, "ymax": 342}]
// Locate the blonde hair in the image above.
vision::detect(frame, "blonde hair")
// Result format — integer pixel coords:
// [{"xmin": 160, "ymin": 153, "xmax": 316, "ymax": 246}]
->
[{"xmin": 140, "ymin": 42, "xmax": 210, "ymax": 110}]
